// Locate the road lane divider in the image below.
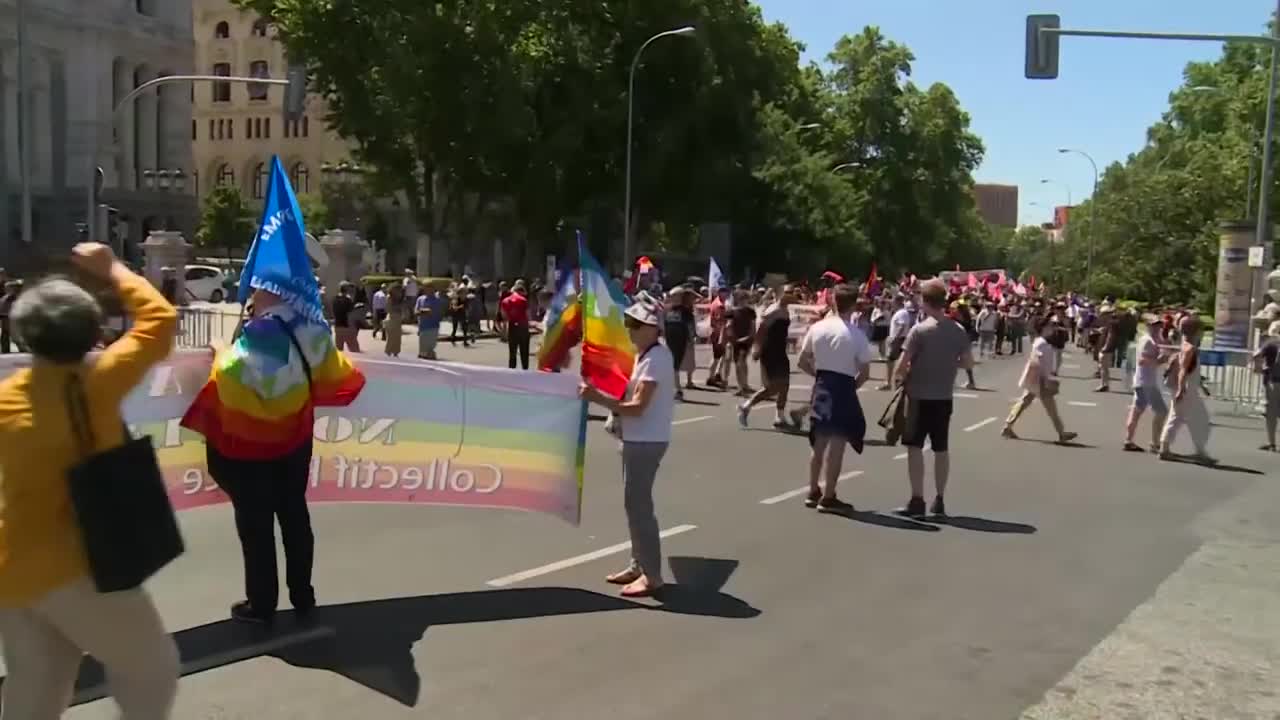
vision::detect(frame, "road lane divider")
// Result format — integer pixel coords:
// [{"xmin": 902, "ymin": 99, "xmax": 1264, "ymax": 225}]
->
[
  {"xmin": 1068, "ymin": 401, "xmax": 1098, "ymax": 408},
  {"xmin": 486, "ymin": 524, "xmax": 698, "ymax": 588},
  {"xmin": 672, "ymin": 415, "xmax": 713, "ymax": 426},
  {"xmin": 759, "ymin": 471, "xmax": 863, "ymax": 505},
  {"xmin": 964, "ymin": 417, "xmax": 999, "ymax": 433}
]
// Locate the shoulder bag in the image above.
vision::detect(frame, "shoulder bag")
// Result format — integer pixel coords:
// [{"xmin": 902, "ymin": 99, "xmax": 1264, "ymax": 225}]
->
[{"xmin": 65, "ymin": 374, "xmax": 184, "ymax": 593}]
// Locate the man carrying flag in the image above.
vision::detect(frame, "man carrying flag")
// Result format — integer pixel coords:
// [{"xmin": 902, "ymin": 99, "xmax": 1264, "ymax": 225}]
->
[
  {"xmin": 181, "ymin": 156, "xmax": 365, "ymax": 626},
  {"xmin": 537, "ymin": 269, "xmax": 582, "ymax": 372}
]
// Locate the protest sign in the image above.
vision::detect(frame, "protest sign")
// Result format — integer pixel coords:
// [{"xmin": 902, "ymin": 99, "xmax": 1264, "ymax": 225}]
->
[{"xmin": 0, "ymin": 352, "xmax": 587, "ymax": 524}]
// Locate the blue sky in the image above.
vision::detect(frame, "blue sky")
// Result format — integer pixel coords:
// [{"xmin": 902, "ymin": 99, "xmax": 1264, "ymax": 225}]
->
[{"xmin": 752, "ymin": 0, "xmax": 1277, "ymax": 226}]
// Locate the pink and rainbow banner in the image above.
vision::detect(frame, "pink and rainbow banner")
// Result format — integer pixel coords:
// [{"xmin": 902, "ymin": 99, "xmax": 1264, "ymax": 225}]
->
[{"xmin": 0, "ymin": 352, "xmax": 588, "ymax": 524}]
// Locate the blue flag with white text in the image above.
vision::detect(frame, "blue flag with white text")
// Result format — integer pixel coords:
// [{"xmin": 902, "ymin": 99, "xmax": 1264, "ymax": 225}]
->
[{"xmin": 237, "ymin": 155, "xmax": 325, "ymax": 325}]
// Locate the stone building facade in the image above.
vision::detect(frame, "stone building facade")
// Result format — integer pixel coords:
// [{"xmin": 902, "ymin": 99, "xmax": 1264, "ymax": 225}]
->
[{"xmin": 0, "ymin": 0, "xmax": 197, "ymax": 267}]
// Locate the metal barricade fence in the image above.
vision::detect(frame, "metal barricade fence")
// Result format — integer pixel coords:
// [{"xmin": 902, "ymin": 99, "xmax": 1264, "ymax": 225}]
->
[
  {"xmin": 176, "ymin": 308, "xmax": 242, "ymax": 349},
  {"xmin": 1124, "ymin": 343, "xmax": 1264, "ymax": 417}
]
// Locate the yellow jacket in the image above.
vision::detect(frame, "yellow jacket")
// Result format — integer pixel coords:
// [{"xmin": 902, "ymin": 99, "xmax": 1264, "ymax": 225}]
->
[{"xmin": 0, "ymin": 270, "xmax": 176, "ymax": 605}]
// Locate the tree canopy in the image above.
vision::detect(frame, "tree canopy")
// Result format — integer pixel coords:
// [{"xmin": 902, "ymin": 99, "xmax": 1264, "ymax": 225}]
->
[{"xmin": 239, "ymin": 0, "xmax": 991, "ymax": 278}]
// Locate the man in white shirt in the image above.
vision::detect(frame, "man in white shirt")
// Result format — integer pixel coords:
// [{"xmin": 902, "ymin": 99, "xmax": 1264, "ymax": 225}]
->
[
  {"xmin": 371, "ymin": 284, "xmax": 388, "ymax": 339},
  {"xmin": 793, "ymin": 284, "xmax": 874, "ymax": 514},
  {"xmin": 1125, "ymin": 317, "xmax": 1170, "ymax": 452},
  {"xmin": 1002, "ymin": 316, "xmax": 1077, "ymax": 443},
  {"xmin": 975, "ymin": 302, "xmax": 998, "ymax": 358},
  {"xmin": 881, "ymin": 296, "xmax": 916, "ymax": 390}
]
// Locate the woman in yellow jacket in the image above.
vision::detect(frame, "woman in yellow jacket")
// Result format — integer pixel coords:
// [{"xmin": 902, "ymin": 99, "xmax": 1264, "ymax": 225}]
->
[{"xmin": 0, "ymin": 243, "xmax": 180, "ymax": 718}]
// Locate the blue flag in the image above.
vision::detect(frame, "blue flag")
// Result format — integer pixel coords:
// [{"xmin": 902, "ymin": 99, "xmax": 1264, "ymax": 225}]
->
[
  {"xmin": 708, "ymin": 257, "xmax": 725, "ymax": 291},
  {"xmin": 238, "ymin": 155, "xmax": 326, "ymax": 325}
]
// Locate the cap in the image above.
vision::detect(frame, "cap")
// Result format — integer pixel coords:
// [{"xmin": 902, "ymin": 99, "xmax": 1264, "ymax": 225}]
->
[{"xmin": 624, "ymin": 302, "xmax": 660, "ymax": 327}]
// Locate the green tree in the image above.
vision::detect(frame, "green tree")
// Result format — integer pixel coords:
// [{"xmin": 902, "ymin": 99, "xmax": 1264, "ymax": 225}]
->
[
  {"xmin": 295, "ymin": 193, "xmax": 330, "ymax": 235},
  {"xmin": 196, "ymin": 185, "xmax": 256, "ymax": 260}
]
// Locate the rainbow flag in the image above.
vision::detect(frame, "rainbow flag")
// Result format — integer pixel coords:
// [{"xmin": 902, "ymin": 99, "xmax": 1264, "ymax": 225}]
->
[
  {"xmin": 578, "ymin": 233, "xmax": 634, "ymax": 399},
  {"xmin": 181, "ymin": 155, "xmax": 365, "ymax": 460},
  {"xmin": 536, "ymin": 269, "xmax": 582, "ymax": 372}
]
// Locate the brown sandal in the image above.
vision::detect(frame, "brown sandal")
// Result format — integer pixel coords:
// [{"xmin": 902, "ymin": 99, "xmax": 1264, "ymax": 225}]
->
[{"xmin": 606, "ymin": 568, "xmax": 642, "ymax": 585}]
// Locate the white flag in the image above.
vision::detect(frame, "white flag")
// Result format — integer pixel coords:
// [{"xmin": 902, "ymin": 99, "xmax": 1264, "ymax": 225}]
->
[{"xmin": 708, "ymin": 257, "xmax": 725, "ymax": 291}]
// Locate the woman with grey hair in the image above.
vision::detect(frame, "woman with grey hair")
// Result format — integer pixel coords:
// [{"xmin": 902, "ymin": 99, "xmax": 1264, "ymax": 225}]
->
[{"xmin": 0, "ymin": 243, "xmax": 180, "ymax": 717}]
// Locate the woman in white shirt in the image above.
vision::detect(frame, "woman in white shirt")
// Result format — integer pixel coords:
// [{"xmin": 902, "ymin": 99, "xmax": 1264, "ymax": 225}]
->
[
  {"xmin": 579, "ymin": 301, "xmax": 675, "ymax": 598},
  {"xmin": 1001, "ymin": 317, "xmax": 1077, "ymax": 444}
]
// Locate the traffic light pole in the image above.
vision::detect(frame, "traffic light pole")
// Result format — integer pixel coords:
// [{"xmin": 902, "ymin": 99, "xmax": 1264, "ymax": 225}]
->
[{"xmin": 86, "ymin": 75, "xmax": 289, "ymax": 247}]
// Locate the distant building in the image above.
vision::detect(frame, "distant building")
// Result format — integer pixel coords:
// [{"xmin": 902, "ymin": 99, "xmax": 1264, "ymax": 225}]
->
[
  {"xmin": 974, "ymin": 183, "xmax": 1018, "ymax": 228},
  {"xmin": 0, "ymin": 0, "xmax": 197, "ymax": 266},
  {"xmin": 192, "ymin": 0, "xmax": 354, "ymax": 204}
]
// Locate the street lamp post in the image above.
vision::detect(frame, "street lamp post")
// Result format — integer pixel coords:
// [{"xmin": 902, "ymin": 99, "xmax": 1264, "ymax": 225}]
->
[
  {"xmin": 1056, "ymin": 148, "xmax": 1099, "ymax": 296},
  {"xmin": 88, "ymin": 74, "xmax": 289, "ymax": 245},
  {"xmin": 623, "ymin": 26, "xmax": 695, "ymax": 271}
]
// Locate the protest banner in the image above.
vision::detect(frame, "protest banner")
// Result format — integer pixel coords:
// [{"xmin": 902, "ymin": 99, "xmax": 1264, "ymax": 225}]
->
[{"xmin": 0, "ymin": 352, "xmax": 588, "ymax": 524}]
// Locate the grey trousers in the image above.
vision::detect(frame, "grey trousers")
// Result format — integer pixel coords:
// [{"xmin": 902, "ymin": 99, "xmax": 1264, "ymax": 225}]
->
[{"xmin": 621, "ymin": 441, "xmax": 669, "ymax": 579}]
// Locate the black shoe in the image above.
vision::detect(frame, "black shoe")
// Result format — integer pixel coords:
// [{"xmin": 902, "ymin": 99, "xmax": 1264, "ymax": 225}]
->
[
  {"xmin": 804, "ymin": 490, "xmax": 821, "ymax": 509},
  {"xmin": 231, "ymin": 600, "xmax": 274, "ymax": 626},
  {"xmin": 929, "ymin": 496, "xmax": 946, "ymax": 518},
  {"xmin": 817, "ymin": 497, "xmax": 855, "ymax": 515},
  {"xmin": 895, "ymin": 496, "xmax": 927, "ymax": 519}
]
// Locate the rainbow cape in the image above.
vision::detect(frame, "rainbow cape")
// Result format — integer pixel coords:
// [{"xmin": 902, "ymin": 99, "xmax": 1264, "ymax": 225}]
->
[
  {"xmin": 578, "ymin": 233, "xmax": 634, "ymax": 399},
  {"xmin": 536, "ymin": 270, "xmax": 582, "ymax": 371},
  {"xmin": 181, "ymin": 308, "xmax": 366, "ymax": 460}
]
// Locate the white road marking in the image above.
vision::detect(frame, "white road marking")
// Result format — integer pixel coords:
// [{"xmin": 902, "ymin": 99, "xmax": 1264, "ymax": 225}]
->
[
  {"xmin": 672, "ymin": 415, "xmax": 713, "ymax": 426},
  {"xmin": 485, "ymin": 525, "xmax": 699, "ymax": 587},
  {"xmin": 954, "ymin": 392, "xmax": 979, "ymax": 399},
  {"xmin": 964, "ymin": 416, "xmax": 999, "ymax": 432},
  {"xmin": 1063, "ymin": 363, "xmax": 1081, "ymax": 369},
  {"xmin": 893, "ymin": 452, "xmax": 909, "ymax": 460},
  {"xmin": 759, "ymin": 471, "xmax": 864, "ymax": 505},
  {"xmin": 793, "ymin": 385, "xmax": 812, "ymax": 392},
  {"xmin": 1068, "ymin": 401, "xmax": 1098, "ymax": 408}
]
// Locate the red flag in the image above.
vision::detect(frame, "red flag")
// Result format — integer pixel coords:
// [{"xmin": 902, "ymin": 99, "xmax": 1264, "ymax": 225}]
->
[
  {"xmin": 1028, "ymin": 275, "xmax": 1037, "ymax": 290},
  {"xmin": 866, "ymin": 263, "xmax": 880, "ymax": 295},
  {"xmin": 967, "ymin": 272, "xmax": 978, "ymax": 289}
]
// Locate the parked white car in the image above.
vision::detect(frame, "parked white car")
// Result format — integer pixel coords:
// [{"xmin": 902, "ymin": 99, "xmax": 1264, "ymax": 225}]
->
[{"xmin": 184, "ymin": 264, "xmax": 229, "ymax": 303}]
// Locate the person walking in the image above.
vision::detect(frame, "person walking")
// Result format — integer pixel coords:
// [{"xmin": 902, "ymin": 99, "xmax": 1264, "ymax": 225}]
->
[
  {"xmin": 415, "ymin": 288, "xmax": 447, "ymax": 360},
  {"xmin": 0, "ymin": 243, "xmax": 180, "ymax": 717},
  {"xmin": 371, "ymin": 283, "xmax": 388, "ymax": 340},
  {"xmin": 892, "ymin": 279, "xmax": 974, "ymax": 518},
  {"xmin": 881, "ymin": 295, "xmax": 916, "ymax": 390},
  {"xmin": 448, "ymin": 288, "xmax": 472, "ymax": 347},
  {"xmin": 1095, "ymin": 306, "xmax": 1119, "ymax": 392},
  {"xmin": 1253, "ymin": 321, "xmax": 1280, "ymax": 451},
  {"xmin": 1124, "ymin": 317, "xmax": 1170, "ymax": 452},
  {"xmin": 1002, "ymin": 317, "xmax": 1078, "ymax": 444},
  {"xmin": 738, "ymin": 285, "xmax": 797, "ymax": 431},
  {"xmin": 705, "ymin": 287, "xmax": 730, "ymax": 388},
  {"xmin": 726, "ymin": 289, "xmax": 757, "ymax": 396},
  {"xmin": 332, "ymin": 282, "xmax": 361, "ymax": 352},
  {"xmin": 501, "ymin": 280, "xmax": 532, "ymax": 369},
  {"xmin": 1158, "ymin": 315, "xmax": 1215, "ymax": 464},
  {"xmin": 976, "ymin": 301, "xmax": 998, "ymax": 358},
  {"xmin": 578, "ymin": 301, "xmax": 675, "ymax": 598},
  {"xmin": 182, "ymin": 283, "xmax": 365, "ymax": 625},
  {"xmin": 796, "ymin": 284, "xmax": 874, "ymax": 514},
  {"xmin": 383, "ymin": 284, "xmax": 405, "ymax": 358},
  {"xmin": 664, "ymin": 288, "xmax": 696, "ymax": 400}
]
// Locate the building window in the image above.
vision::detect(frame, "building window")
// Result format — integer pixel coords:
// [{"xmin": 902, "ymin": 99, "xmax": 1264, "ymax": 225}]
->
[
  {"xmin": 208, "ymin": 118, "xmax": 215, "ymax": 140},
  {"xmin": 191, "ymin": 120, "xmax": 196, "ymax": 141},
  {"xmin": 246, "ymin": 119, "xmax": 253, "ymax": 140},
  {"xmin": 248, "ymin": 60, "xmax": 269, "ymax": 101},
  {"xmin": 291, "ymin": 163, "xmax": 310, "ymax": 193},
  {"xmin": 217, "ymin": 164, "xmax": 235, "ymax": 187},
  {"xmin": 264, "ymin": 118, "xmax": 271, "ymax": 139},
  {"xmin": 252, "ymin": 19, "xmax": 269, "ymax": 37},
  {"xmin": 227, "ymin": 119, "xmax": 234, "ymax": 138},
  {"xmin": 253, "ymin": 162, "xmax": 268, "ymax": 199},
  {"xmin": 302, "ymin": 116, "xmax": 310, "ymax": 137},
  {"xmin": 214, "ymin": 21, "xmax": 230, "ymax": 39},
  {"xmin": 212, "ymin": 63, "xmax": 231, "ymax": 103}
]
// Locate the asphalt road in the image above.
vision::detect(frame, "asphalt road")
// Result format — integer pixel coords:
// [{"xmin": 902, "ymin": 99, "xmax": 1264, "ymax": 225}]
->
[{"xmin": 25, "ymin": 333, "xmax": 1278, "ymax": 719}]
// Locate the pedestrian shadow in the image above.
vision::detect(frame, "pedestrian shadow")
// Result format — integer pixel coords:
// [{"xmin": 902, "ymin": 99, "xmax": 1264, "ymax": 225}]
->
[
  {"xmin": 662, "ymin": 557, "xmax": 762, "ymax": 619},
  {"xmin": 56, "ymin": 587, "xmax": 642, "ymax": 709},
  {"xmin": 864, "ymin": 437, "xmax": 895, "ymax": 447},
  {"xmin": 925, "ymin": 516, "xmax": 1038, "ymax": 534},
  {"xmin": 678, "ymin": 397, "xmax": 721, "ymax": 407},
  {"xmin": 1160, "ymin": 454, "xmax": 1264, "ymax": 475},
  {"xmin": 1023, "ymin": 438, "xmax": 1097, "ymax": 449},
  {"xmin": 839, "ymin": 510, "xmax": 941, "ymax": 533}
]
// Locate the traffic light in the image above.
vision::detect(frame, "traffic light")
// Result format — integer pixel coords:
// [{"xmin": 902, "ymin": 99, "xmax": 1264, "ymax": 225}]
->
[
  {"xmin": 1025, "ymin": 14, "xmax": 1061, "ymax": 80},
  {"xmin": 284, "ymin": 63, "xmax": 307, "ymax": 122}
]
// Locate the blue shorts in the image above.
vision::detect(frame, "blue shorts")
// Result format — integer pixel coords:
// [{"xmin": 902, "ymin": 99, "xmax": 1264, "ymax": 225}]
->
[{"xmin": 1131, "ymin": 386, "xmax": 1168, "ymax": 416}]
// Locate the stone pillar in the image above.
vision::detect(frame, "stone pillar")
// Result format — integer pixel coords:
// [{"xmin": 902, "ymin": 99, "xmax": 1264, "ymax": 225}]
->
[
  {"xmin": 319, "ymin": 229, "xmax": 367, "ymax": 304},
  {"xmin": 115, "ymin": 61, "xmax": 135, "ymax": 189},
  {"xmin": 134, "ymin": 69, "xmax": 157, "ymax": 184},
  {"xmin": 141, "ymin": 230, "xmax": 192, "ymax": 304},
  {"xmin": 1215, "ymin": 221, "xmax": 1254, "ymax": 349}
]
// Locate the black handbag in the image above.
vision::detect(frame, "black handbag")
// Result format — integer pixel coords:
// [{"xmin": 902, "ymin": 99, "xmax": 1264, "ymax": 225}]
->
[{"xmin": 65, "ymin": 374, "xmax": 184, "ymax": 593}]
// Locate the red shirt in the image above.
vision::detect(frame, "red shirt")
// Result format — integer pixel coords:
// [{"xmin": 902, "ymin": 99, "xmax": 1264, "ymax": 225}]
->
[{"xmin": 501, "ymin": 292, "xmax": 529, "ymax": 326}]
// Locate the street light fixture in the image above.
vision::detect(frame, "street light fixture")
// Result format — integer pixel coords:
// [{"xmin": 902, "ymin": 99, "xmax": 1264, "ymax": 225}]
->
[
  {"xmin": 157, "ymin": 169, "xmax": 172, "ymax": 191},
  {"xmin": 832, "ymin": 162, "xmax": 864, "ymax": 173},
  {"xmin": 623, "ymin": 26, "xmax": 696, "ymax": 270},
  {"xmin": 142, "ymin": 169, "xmax": 156, "ymax": 191},
  {"xmin": 1056, "ymin": 148, "xmax": 1099, "ymax": 296}
]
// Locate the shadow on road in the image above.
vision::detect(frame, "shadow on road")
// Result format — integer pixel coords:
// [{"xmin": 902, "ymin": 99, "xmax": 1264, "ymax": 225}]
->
[
  {"xmin": 1024, "ymin": 439, "xmax": 1098, "ymax": 449},
  {"xmin": 1159, "ymin": 454, "xmax": 1264, "ymax": 476},
  {"xmin": 841, "ymin": 510, "xmax": 941, "ymax": 533},
  {"xmin": 56, "ymin": 587, "xmax": 645, "ymax": 709},
  {"xmin": 663, "ymin": 557, "xmax": 761, "ymax": 620},
  {"xmin": 926, "ymin": 515, "xmax": 1038, "ymax": 534},
  {"xmin": 678, "ymin": 397, "xmax": 722, "ymax": 407}
]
